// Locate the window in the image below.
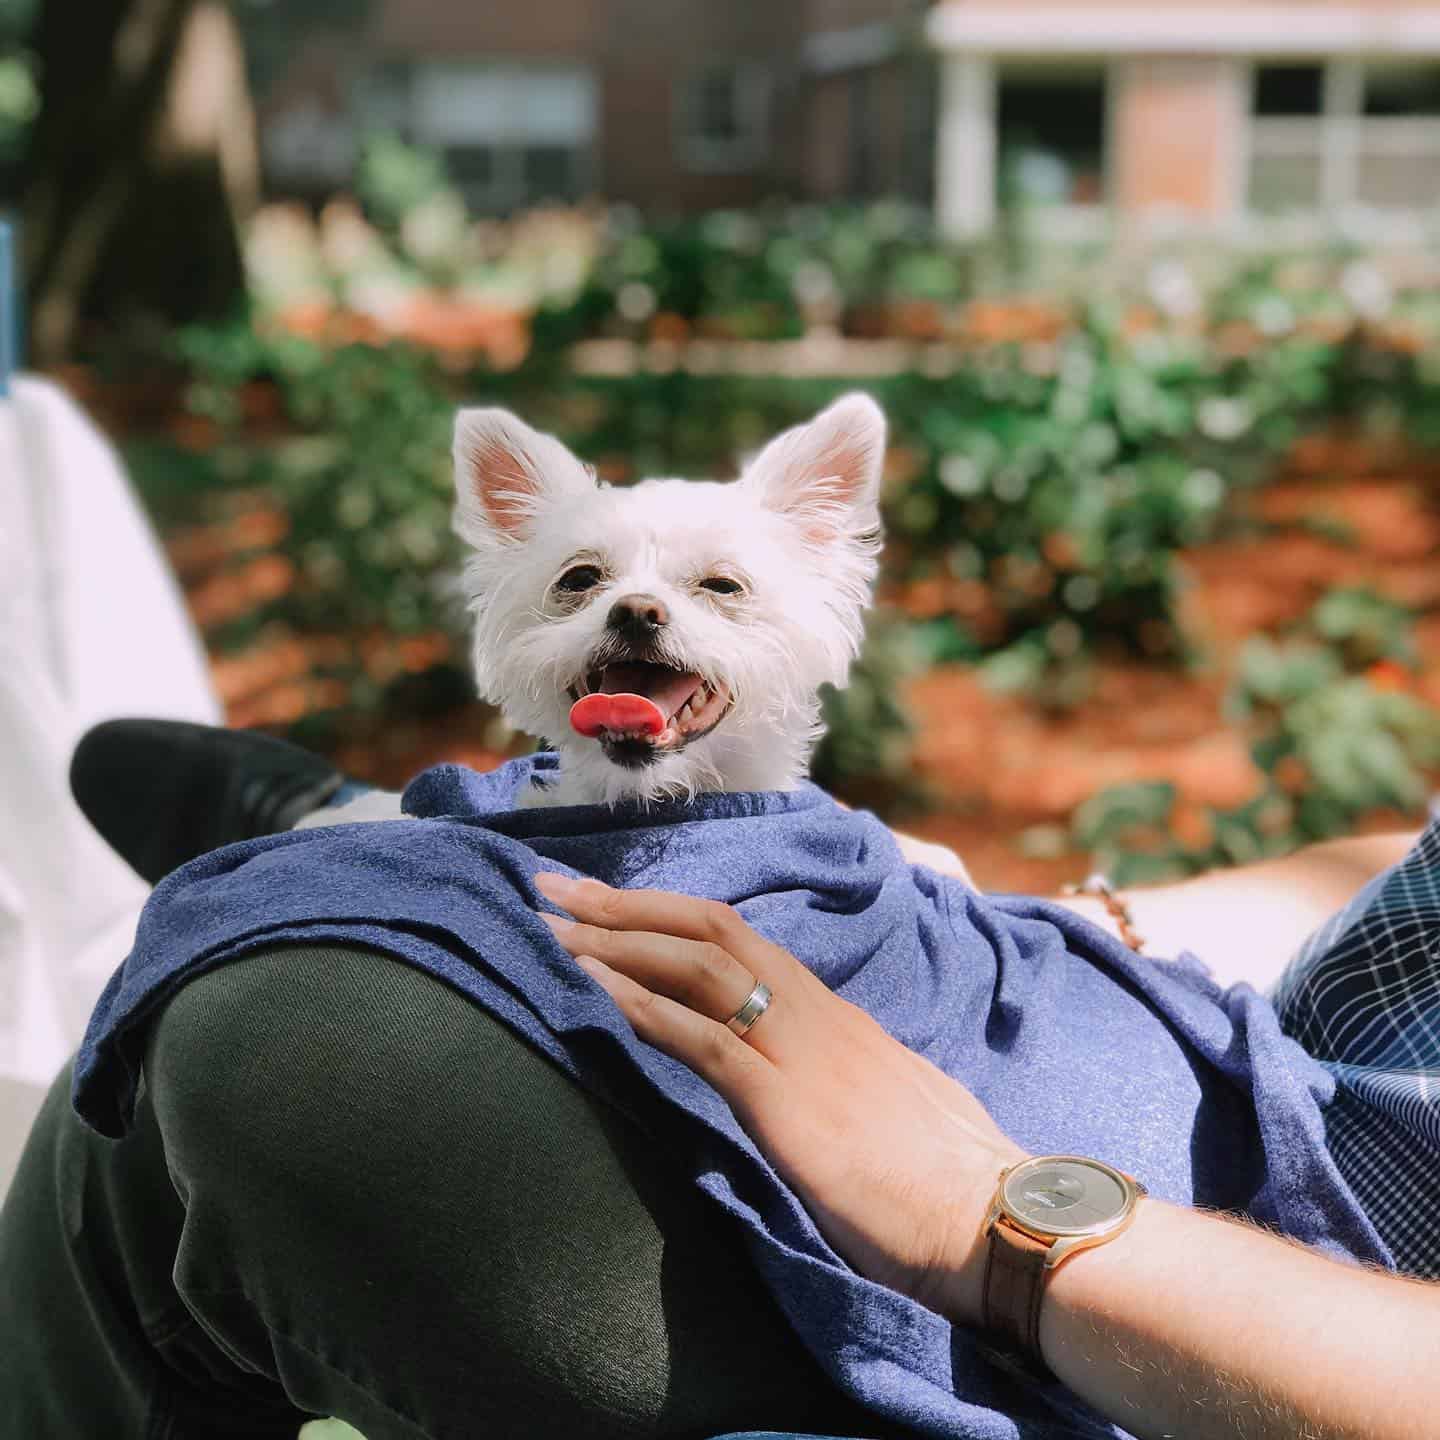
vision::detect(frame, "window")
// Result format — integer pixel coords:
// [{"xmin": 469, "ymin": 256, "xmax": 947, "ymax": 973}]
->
[
  {"xmin": 523, "ymin": 145, "xmax": 576, "ymax": 198},
  {"xmin": 676, "ymin": 63, "xmax": 770, "ymax": 172},
  {"xmin": 264, "ymin": 99, "xmax": 358, "ymax": 187},
  {"xmin": 1364, "ymin": 65, "xmax": 1440, "ymax": 118},
  {"xmin": 995, "ymin": 65, "xmax": 1108, "ymax": 213},
  {"xmin": 1249, "ymin": 64, "xmax": 1326, "ymax": 212},
  {"xmin": 1248, "ymin": 61, "xmax": 1440, "ymax": 217},
  {"xmin": 1357, "ymin": 65, "xmax": 1440, "ymax": 210},
  {"xmin": 1253, "ymin": 64, "xmax": 1324, "ymax": 118},
  {"xmin": 360, "ymin": 62, "xmax": 597, "ymax": 210},
  {"xmin": 695, "ymin": 69, "xmax": 744, "ymax": 145}
]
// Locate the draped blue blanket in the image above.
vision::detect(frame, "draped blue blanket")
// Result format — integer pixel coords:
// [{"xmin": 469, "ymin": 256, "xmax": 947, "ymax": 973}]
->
[{"xmin": 75, "ymin": 757, "xmax": 1391, "ymax": 1439}]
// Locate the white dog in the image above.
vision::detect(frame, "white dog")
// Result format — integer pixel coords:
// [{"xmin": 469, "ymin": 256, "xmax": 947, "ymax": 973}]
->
[
  {"xmin": 451, "ymin": 393, "xmax": 885, "ymax": 808},
  {"xmin": 299, "ymin": 392, "xmax": 971, "ymax": 875},
  {"xmin": 300, "ymin": 393, "xmax": 891, "ymax": 830}
]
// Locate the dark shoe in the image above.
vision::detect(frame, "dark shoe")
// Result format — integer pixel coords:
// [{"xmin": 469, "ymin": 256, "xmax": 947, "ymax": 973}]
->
[{"xmin": 71, "ymin": 719, "xmax": 345, "ymax": 884}]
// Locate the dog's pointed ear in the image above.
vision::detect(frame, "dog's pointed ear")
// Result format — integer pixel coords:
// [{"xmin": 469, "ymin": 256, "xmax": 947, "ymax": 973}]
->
[
  {"xmin": 453, "ymin": 408, "xmax": 595, "ymax": 541},
  {"xmin": 740, "ymin": 393, "xmax": 885, "ymax": 545}
]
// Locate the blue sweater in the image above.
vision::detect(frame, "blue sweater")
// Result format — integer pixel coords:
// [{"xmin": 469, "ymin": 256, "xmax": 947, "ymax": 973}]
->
[{"xmin": 76, "ymin": 756, "xmax": 1390, "ymax": 1439}]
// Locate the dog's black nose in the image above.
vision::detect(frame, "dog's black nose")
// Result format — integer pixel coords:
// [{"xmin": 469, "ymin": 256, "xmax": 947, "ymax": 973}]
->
[{"xmin": 606, "ymin": 593, "xmax": 669, "ymax": 635}]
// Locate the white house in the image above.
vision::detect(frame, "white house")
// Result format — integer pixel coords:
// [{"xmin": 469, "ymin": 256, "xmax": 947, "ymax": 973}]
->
[{"xmin": 928, "ymin": 1, "xmax": 1440, "ymax": 244}]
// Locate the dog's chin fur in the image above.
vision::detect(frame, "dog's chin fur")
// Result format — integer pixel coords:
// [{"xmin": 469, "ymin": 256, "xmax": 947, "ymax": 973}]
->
[
  {"xmin": 452, "ymin": 396, "xmax": 886, "ymax": 809},
  {"xmin": 522, "ymin": 724, "xmax": 817, "ymax": 810}
]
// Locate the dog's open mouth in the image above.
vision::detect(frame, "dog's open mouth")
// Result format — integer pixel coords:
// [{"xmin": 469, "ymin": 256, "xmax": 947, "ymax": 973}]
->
[{"xmin": 569, "ymin": 661, "xmax": 732, "ymax": 764}]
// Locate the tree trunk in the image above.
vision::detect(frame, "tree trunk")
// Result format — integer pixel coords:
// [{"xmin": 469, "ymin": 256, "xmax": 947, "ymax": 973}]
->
[{"xmin": 21, "ymin": 0, "xmax": 258, "ymax": 365}]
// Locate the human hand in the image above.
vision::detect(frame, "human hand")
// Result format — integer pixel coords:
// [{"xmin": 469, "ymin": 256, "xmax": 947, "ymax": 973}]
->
[{"xmin": 533, "ymin": 872, "xmax": 1028, "ymax": 1325}]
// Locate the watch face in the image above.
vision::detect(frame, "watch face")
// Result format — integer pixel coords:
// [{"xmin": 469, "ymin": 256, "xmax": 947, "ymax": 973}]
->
[{"xmin": 1001, "ymin": 1156, "xmax": 1133, "ymax": 1236}]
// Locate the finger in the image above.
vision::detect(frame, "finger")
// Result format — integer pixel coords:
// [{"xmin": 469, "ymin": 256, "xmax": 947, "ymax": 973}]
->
[
  {"xmin": 536, "ymin": 872, "xmax": 752, "ymax": 946},
  {"xmin": 534, "ymin": 873, "xmax": 821, "ymax": 996},
  {"xmin": 540, "ymin": 913, "xmax": 763, "ymax": 1030},
  {"xmin": 575, "ymin": 955, "xmax": 780, "ymax": 1108}
]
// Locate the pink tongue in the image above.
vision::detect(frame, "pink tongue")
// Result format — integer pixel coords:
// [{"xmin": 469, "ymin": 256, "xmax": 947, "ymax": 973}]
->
[
  {"xmin": 569, "ymin": 663, "xmax": 704, "ymax": 739},
  {"xmin": 570, "ymin": 692, "xmax": 666, "ymax": 738}
]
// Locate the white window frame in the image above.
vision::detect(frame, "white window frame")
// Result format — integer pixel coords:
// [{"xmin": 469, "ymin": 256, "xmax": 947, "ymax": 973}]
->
[
  {"xmin": 361, "ymin": 60, "xmax": 599, "ymax": 211},
  {"xmin": 1245, "ymin": 57, "xmax": 1440, "ymax": 240},
  {"xmin": 675, "ymin": 62, "xmax": 771, "ymax": 174}
]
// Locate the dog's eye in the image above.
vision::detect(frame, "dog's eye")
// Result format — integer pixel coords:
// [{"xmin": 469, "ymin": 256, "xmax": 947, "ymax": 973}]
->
[
  {"xmin": 556, "ymin": 564, "xmax": 604, "ymax": 594},
  {"xmin": 700, "ymin": 576, "xmax": 744, "ymax": 596}
]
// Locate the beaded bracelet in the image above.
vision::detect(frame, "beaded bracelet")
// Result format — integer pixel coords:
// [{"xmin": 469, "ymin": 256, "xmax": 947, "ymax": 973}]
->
[{"xmin": 1061, "ymin": 872, "xmax": 1146, "ymax": 953}]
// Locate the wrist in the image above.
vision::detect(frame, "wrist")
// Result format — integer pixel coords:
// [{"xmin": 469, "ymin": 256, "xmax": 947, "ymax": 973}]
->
[
  {"xmin": 919, "ymin": 1154, "xmax": 1025, "ymax": 1327},
  {"xmin": 962, "ymin": 1155, "xmax": 1149, "ymax": 1368},
  {"xmin": 1061, "ymin": 873, "xmax": 1146, "ymax": 952}
]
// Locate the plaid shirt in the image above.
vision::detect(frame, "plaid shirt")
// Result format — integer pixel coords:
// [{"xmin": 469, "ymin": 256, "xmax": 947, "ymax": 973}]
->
[{"xmin": 1272, "ymin": 817, "xmax": 1440, "ymax": 1278}]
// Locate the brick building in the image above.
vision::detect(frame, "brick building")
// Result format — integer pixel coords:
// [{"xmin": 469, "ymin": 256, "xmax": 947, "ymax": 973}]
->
[{"xmin": 260, "ymin": 0, "xmax": 934, "ymax": 212}]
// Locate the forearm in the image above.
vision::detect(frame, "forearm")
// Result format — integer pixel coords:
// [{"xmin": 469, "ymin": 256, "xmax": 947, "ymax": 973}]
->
[
  {"xmin": 537, "ymin": 871, "xmax": 1440, "ymax": 1440},
  {"xmin": 1037, "ymin": 1201, "xmax": 1440, "ymax": 1440},
  {"xmin": 894, "ymin": 820, "xmax": 1420, "ymax": 966},
  {"xmin": 1054, "ymin": 830, "xmax": 1420, "ymax": 974}
]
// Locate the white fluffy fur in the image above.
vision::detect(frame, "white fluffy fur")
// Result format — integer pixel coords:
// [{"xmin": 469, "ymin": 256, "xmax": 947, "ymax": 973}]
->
[{"xmin": 453, "ymin": 394, "xmax": 886, "ymax": 807}]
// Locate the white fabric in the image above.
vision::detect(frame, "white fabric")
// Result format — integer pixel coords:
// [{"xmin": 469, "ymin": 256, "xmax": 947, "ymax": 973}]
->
[
  {"xmin": 0, "ymin": 376, "xmax": 219, "ymax": 1129},
  {"xmin": 292, "ymin": 788, "xmax": 407, "ymax": 829}
]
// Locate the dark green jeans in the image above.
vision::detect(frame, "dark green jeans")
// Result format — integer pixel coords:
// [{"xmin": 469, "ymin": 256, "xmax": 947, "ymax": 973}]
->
[{"xmin": 0, "ymin": 947, "xmax": 886, "ymax": 1439}]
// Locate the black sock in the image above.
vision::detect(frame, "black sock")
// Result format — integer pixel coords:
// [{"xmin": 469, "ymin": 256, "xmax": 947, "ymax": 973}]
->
[{"xmin": 70, "ymin": 719, "xmax": 346, "ymax": 884}]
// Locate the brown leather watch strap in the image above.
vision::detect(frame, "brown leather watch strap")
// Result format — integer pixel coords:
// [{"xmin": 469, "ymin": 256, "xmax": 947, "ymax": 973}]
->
[{"xmin": 982, "ymin": 1221, "xmax": 1050, "ymax": 1362}]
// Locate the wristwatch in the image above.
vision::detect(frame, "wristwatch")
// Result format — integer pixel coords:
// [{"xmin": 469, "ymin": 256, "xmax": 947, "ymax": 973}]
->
[{"xmin": 981, "ymin": 1155, "xmax": 1147, "ymax": 1371}]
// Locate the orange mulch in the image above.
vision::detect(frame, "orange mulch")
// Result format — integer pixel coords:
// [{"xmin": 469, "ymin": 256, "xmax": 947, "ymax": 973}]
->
[
  {"xmin": 891, "ymin": 440, "xmax": 1440, "ymax": 891},
  {"xmin": 271, "ymin": 300, "xmax": 533, "ymax": 371}
]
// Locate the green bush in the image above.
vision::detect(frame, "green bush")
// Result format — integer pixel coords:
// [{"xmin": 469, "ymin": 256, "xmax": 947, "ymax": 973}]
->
[
  {"xmin": 129, "ymin": 220, "xmax": 1440, "ymax": 801},
  {"xmin": 178, "ymin": 323, "xmax": 462, "ymax": 639},
  {"xmin": 1075, "ymin": 593, "xmax": 1440, "ymax": 884},
  {"xmin": 551, "ymin": 201, "xmax": 965, "ymax": 342},
  {"xmin": 813, "ymin": 612, "xmax": 930, "ymax": 799},
  {"xmin": 0, "ymin": 0, "xmax": 38, "ymax": 173}
]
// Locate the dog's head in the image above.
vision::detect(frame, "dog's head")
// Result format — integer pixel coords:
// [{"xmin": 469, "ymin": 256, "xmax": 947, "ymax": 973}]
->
[{"xmin": 452, "ymin": 394, "xmax": 885, "ymax": 804}]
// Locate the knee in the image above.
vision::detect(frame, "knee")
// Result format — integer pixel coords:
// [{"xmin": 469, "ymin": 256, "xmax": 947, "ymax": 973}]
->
[
  {"xmin": 143, "ymin": 943, "xmax": 583, "ymax": 1334},
  {"xmin": 145, "ymin": 945, "xmax": 505, "ymax": 1212},
  {"xmin": 143, "ymin": 942, "xmax": 629, "ymax": 1262},
  {"xmin": 140, "ymin": 946, "xmax": 841, "ymax": 1438}
]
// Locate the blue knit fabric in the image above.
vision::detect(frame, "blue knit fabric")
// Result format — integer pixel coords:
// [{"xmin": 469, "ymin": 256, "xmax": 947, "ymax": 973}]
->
[{"xmin": 74, "ymin": 756, "xmax": 1391, "ymax": 1440}]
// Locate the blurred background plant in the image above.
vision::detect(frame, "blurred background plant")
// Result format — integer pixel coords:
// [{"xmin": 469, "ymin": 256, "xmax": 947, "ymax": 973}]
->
[
  {"xmin": 1074, "ymin": 593, "xmax": 1440, "ymax": 885},
  {"xmin": 0, "ymin": 0, "xmax": 38, "ymax": 182}
]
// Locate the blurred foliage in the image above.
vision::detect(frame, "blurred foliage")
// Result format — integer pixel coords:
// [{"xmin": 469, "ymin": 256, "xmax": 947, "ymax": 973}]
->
[
  {"xmin": 356, "ymin": 132, "xmax": 451, "ymax": 231},
  {"xmin": 123, "ymin": 198, "xmax": 1440, "ymax": 806},
  {"xmin": 0, "ymin": 0, "xmax": 38, "ymax": 177},
  {"xmin": 176, "ymin": 320, "xmax": 461, "ymax": 641},
  {"xmin": 878, "ymin": 317, "xmax": 1315, "ymax": 706},
  {"xmin": 238, "ymin": 186, "xmax": 1440, "ymax": 712},
  {"xmin": 1306, "ymin": 586, "xmax": 1417, "ymax": 670},
  {"xmin": 542, "ymin": 201, "xmax": 966, "ymax": 345},
  {"xmin": 1075, "ymin": 591, "xmax": 1440, "ymax": 884},
  {"xmin": 812, "ymin": 612, "xmax": 931, "ymax": 800},
  {"xmin": 247, "ymin": 165, "xmax": 968, "ymax": 347}
]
